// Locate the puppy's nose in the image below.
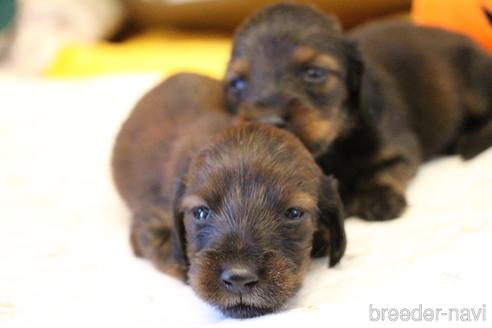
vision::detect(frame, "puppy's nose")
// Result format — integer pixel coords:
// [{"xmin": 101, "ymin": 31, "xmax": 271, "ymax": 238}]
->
[
  {"xmin": 221, "ymin": 266, "xmax": 258, "ymax": 293},
  {"xmin": 257, "ymin": 115, "xmax": 287, "ymax": 128}
]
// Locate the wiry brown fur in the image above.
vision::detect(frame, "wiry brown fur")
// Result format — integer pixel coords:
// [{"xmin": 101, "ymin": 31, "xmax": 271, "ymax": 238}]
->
[
  {"xmin": 112, "ymin": 73, "xmax": 228, "ymax": 278},
  {"xmin": 112, "ymin": 73, "xmax": 346, "ymax": 318},
  {"xmin": 224, "ymin": 3, "xmax": 492, "ymax": 221}
]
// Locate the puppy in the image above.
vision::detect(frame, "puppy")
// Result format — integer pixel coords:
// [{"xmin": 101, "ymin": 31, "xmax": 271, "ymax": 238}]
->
[
  {"xmin": 224, "ymin": 3, "xmax": 492, "ymax": 221},
  {"xmin": 112, "ymin": 73, "xmax": 346, "ymax": 318}
]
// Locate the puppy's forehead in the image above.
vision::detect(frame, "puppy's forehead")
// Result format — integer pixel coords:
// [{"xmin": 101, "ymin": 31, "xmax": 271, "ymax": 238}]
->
[
  {"xmin": 235, "ymin": 4, "xmax": 342, "ymax": 43},
  {"xmin": 206, "ymin": 177, "xmax": 319, "ymax": 226},
  {"xmin": 231, "ymin": 29, "xmax": 347, "ymax": 76},
  {"xmin": 187, "ymin": 125, "xmax": 321, "ymax": 210},
  {"xmin": 233, "ymin": 4, "xmax": 345, "ymax": 60},
  {"xmin": 191, "ymin": 164, "xmax": 316, "ymax": 209}
]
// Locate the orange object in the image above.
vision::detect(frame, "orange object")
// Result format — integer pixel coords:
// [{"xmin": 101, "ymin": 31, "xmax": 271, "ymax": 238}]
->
[{"xmin": 413, "ymin": 0, "xmax": 492, "ymax": 54}]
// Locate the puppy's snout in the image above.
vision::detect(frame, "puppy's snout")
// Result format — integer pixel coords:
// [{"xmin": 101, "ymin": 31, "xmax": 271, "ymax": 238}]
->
[
  {"xmin": 257, "ymin": 115, "xmax": 287, "ymax": 128},
  {"xmin": 220, "ymin": 266, "xmax": 259, "ymax": 293}
]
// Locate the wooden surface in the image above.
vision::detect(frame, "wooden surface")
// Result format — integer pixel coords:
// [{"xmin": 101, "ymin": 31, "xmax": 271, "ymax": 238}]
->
[{"xmin": 126, "ymin": 0, "xmax": 411, "ymax": 30}]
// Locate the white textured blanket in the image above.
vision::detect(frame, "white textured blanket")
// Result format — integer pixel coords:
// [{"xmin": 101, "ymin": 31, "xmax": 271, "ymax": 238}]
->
[{"xmin": 1, "ymin": 75, "xmax": 491, "ymax": 327}]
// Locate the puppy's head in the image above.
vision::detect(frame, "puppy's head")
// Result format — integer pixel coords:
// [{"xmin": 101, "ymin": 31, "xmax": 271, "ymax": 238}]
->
[
  {"xmin": 171, "ymin": 124, "xmax": 345, "ymax": 318},
  {"xmin": 224, "ymin": 3, "xmax": 362, "ymax": 156}
]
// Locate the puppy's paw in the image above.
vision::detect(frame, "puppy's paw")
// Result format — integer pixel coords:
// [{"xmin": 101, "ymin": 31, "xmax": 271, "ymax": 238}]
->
[
  {"xmin": 130, "ymin": 227, "xmax": 145, "ymax": 257},
  {"xmin": 131, "ymin": 220, "xmax": 171, "ymax": 258},
  {"xmin": 130, "ymin": 214, "xmax": 187, "ymax": 280},
  {"xmin": 350, "ymin": 185, "xmax": 407, "ymax": 221}
]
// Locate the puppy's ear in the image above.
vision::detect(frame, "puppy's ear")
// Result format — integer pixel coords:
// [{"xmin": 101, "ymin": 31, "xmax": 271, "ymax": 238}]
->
[
  {"xmin": 171, "ymin": 177, "xmax": 189, "ymax": 273},
  {"xmin": 346, "ymin": 40, "xmax": 386, "ymax": 124},
  {"xmin": 345, "ymin": 40, "xmax": 363, "ymax": 108},
  {"xmin": 312, "ymin": 175, "xmax": 347, "ymax": 267}
]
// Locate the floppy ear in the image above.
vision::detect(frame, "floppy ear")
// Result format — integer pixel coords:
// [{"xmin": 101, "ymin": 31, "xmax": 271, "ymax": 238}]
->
[
  {"xmin": 345, "ymin": 40, "xmax": 363, "ymax": 108},
  {"xmin": 311, "ymin": 175, "xmax": 347, "ymax": 267},
  {"xmin": 345, "ymin": 39, "xmax": 387, "ymax": 125},
  {"xmin": 128, "ymin": 175, "xmax": 189, "ymax": 280},
  {"xmin": 170, "ymin": 176, "xmax": 189, "ymax": 274}
]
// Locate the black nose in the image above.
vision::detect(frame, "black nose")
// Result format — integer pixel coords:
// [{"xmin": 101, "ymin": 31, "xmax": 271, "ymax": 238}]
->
[{"xmin": 221, "ymin": 266, "xmax": 259, "ymax": 293}]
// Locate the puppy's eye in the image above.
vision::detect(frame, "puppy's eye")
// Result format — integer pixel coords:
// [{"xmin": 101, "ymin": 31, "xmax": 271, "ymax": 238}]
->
[
  {"xmin": 192, "ymin": 206, "xmax": 211, "ymax": 221},
  {"xmin": 285, "ymin": 207, "xmax": 304, "ymax": 220},
  {"xmin": 228, "ymin": 77, "xmax": 247, "ymax": 93},
  {"xmin": 302, "ymin": 66, "xmax": 328, "ymax": 84}
]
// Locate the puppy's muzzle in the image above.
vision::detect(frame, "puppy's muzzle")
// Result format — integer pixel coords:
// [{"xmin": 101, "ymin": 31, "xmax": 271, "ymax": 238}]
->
[
  {"xmin": 257, "ymin": 115, "xmax": 287, "ymax": 128},
  {"xmin": 238, "ymin": 104, "xmax": 289, "ymax": 128},
  {"xmin": 238, "ymin": 97, "xmax": 309, "ymax": 129}
]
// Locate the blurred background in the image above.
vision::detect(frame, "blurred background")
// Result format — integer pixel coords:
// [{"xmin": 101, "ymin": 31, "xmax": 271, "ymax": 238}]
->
[{"xmin": 0, "ymin": 0, "xmax": 489, "ymax": 78}]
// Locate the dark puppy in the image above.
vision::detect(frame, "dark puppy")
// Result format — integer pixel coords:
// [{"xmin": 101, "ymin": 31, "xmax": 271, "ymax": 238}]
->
[
  {"xmin": 224, "ymin": 3, "xmax": 492, "ymax": 221},
  {"xmin": 112, "ymin": 73, "xmax": 346, "ymax": 318}
]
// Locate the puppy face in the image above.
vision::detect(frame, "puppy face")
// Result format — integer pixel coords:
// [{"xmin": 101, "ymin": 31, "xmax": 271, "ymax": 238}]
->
[
  {"xmin": 224, "ymin": 4, "xmax": 362, "ymax": 156},
  {"xmin": 172, "ymin": 124, "xmax": 345, "ymax": 318}
]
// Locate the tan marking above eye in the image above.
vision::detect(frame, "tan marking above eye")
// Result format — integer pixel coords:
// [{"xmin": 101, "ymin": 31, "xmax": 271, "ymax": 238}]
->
[
  {"xmin": 288, "ymin": 192, "xmax": 317, "ymax": 213},
  {"xmin": 292, "ymin": 46, "xmax": 318, "ymax": 64},
  {"xmin": 293, "ymin": 46, "xmax": 341, "ymax": 75},
  {"xmin": 181, "ymin": 195, "xmax": 207, "ymax": 210},
  {"xmin": 312, "ymin": 55, "xmax": 341, "ymax": 74},
  {"xmin": 226, "ymin": 58, "xmax": 250, "ymax": 79}
]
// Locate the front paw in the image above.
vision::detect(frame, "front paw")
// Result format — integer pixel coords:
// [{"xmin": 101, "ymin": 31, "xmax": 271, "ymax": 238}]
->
[
  {"xmin": 349, "ymin": 186, "xmax": 407, "ymax": 221},
  {"xmin": 130, "ymin": 220, "xmax": 171, "ymax": 258},
  {"xmin": 130, "ymin": 214, "xmax": 187, "ymax": 280}
]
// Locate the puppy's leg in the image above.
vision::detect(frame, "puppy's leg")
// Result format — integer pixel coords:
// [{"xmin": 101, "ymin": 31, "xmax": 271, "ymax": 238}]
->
[
  {"xmin": 130, "ymin": 211, "xmax": 186, "ymax": 280},
  {"xmin": 347, "ymin": 141, "xmax": 420, "ymax": 221}
]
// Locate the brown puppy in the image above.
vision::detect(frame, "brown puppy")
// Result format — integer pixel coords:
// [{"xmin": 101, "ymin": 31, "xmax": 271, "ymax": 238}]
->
[
  {"xmin": 112, "ymin": 73, "xmax": 346, "ymax": 318},
  {"xmin": 224, "ymin": 3, "xmax": 492, "ymax": 221}
]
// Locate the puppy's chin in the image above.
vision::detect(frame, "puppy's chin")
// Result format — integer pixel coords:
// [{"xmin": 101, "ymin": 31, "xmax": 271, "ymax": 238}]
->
[{"xmin": 220, "ymin": 304, "xmax": 275, "ymax": 319}]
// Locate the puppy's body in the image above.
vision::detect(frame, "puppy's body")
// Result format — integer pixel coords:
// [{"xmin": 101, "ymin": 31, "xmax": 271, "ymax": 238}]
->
[
  {"xmin": 350, "ymin": 20, "xmax": 492, "ymax": 160},
  {"xmin": 112, "ymin": 73, "xmax": 346, "ymax": 318},
  {"xmin": 326, "ymin": 20, "xmax": 492, "ymax": 218},
  {"xmin": 112, "ymin": 73, "xmax": 228, "ymax": 277},
  {"xmin": 224, "ymin": 4, "xmax": 492, "ymax": 221},
  {"xmin": 321, "ymin": 20, "xmax": 492, "ymax": 219},
  {"xmin": 113, "ymin": 73, "xmax": 226, "ymax": 213}
]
